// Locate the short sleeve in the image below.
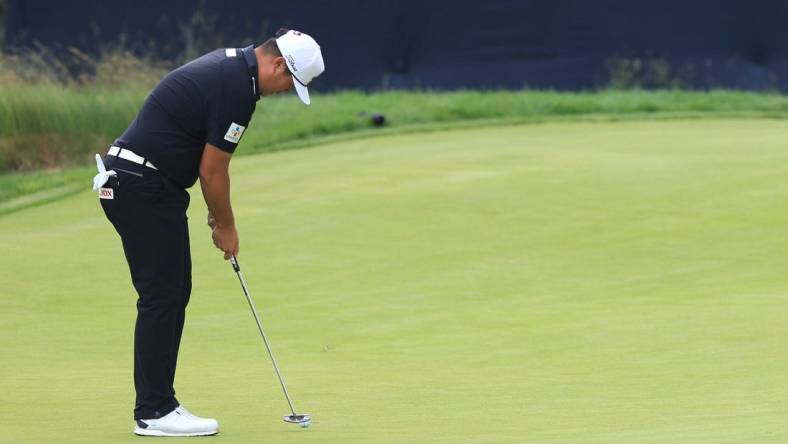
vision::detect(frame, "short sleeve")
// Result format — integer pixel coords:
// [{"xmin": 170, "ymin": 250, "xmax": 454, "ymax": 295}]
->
[{"xmin": 206, "ymin": 64, "xmax": 256, "ymax": 153}]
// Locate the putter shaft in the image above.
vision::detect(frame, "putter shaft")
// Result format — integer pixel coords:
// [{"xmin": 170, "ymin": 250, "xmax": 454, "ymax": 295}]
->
[{"xmin": 230, "ymin": 255, "xmax": 298, "ymax": 416}]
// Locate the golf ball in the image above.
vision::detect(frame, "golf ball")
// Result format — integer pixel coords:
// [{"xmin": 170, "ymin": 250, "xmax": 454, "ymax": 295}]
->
[{"xmin": 299, "ymin": 420, "xmax": 311, "ymax": 428}]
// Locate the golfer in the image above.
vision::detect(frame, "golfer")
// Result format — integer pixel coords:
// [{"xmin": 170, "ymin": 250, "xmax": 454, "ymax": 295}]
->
[{"xmin": 93, "ymin": 29, "xmax": 325, "ymax": 437}]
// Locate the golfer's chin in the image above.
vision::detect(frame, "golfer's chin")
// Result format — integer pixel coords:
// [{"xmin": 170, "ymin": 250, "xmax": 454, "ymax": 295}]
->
[{"xmin": 261, "ymin": 89, "xmax": 294, "ymax": 97}]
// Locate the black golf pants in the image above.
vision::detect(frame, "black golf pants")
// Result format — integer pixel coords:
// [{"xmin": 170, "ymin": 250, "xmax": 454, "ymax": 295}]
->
[{"xmin": 99, "ymin": 156, "xmax": 191, "ymax": 420}]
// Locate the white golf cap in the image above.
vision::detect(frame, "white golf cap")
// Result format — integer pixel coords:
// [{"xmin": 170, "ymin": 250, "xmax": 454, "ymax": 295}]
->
[{"xmin": 275, "ymin": 30, "xmax": 325, "ymax": 105}]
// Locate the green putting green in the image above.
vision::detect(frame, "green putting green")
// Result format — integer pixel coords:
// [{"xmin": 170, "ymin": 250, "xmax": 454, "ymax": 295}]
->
[{"xmin": 2, "ymin": 120, "xmax": 788, "ymax": 443}]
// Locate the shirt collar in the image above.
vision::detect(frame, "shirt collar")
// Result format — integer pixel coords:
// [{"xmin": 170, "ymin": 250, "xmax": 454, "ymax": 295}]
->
[{"xmin": 241, "ymin": 45, "xmax": 261, "ymax": 101}]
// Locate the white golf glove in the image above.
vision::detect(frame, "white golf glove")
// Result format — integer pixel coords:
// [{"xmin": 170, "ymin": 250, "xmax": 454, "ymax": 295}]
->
[{"xmin": 92, "ymin": 153, "xmax": 117, "ymax": 190}]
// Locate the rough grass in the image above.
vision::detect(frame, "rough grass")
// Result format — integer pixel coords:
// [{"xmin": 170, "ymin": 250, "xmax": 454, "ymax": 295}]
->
[
  {"xmin": 3, "ymin": 88, "xmax": 788, "ymax": 208},
  {"xmin": 4, "ymin": 89, "xmax": 788, "ymax": 168},
  {"xmin": 3, "ymin": 45, "xmax": 788, "ymax": 177},
  {"xmin": 241, "ymin": 89, "xmax": 788, "ymax": 152},
  {"xmin": 0, "ymin": 166, "xmax": 91, "ymax": 215}
]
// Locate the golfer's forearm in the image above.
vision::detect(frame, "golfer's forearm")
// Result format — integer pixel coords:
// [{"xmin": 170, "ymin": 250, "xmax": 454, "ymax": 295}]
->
[{"xmin": 200, "ymin": 173, "xmax": 235, "ymax": 228}]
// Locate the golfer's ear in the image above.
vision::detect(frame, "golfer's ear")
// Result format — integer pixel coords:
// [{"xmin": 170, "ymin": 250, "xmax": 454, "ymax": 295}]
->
[
  {"xmin": 199, "ymin": 143, "xmax": 232, "ymax": 177},
  {"xmin": 275, "ymin": 57, "xmax": 288, "ymax": 75}
]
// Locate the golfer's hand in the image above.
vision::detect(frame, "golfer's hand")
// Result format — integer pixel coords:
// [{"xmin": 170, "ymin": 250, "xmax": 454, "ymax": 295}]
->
[{"xmin": 212, "ymin": 225, "xmax": 239, "ymax": 260}]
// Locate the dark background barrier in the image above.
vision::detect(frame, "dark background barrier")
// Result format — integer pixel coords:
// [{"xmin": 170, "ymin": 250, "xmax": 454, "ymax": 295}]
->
[{"xmin": 5, "ymin": 0, "xmax": 788, "ymax": 91}]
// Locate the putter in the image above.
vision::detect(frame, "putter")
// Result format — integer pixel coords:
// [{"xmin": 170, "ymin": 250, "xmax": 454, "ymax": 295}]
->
[{"xmin": 230, "ymin": 255, "xmax": 311, "ymax": 427}]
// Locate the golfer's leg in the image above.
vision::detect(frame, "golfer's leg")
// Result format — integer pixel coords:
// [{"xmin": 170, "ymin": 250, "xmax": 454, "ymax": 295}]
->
[
  {"xmin": 168, "ymin": 218, "xmax": 192, "ymax": 397},
  {"xmin": 118, "ymin": 200, "xmax": 189, "ymax": 420}
]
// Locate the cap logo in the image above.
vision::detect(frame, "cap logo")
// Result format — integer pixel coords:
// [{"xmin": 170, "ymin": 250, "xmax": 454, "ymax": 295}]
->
[{"xmin": 286, "ymin": 54, "xmax": 298, "ymax": 72}]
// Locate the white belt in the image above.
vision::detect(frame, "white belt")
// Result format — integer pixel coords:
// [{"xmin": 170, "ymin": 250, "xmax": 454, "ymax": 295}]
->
[{"xmin": 108, "ymin": 146, "xmax": 158, "ymax": 170}]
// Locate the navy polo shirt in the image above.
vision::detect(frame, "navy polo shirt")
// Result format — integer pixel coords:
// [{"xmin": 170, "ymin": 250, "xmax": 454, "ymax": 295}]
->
[{"xmin": 115, "ymin": 47, "xmax": 260, "ymax": 188}]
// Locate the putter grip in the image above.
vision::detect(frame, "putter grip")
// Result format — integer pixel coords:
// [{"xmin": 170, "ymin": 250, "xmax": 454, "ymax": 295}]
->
[{"xmin": 230, "ymin": 255, "xmax": 240, "ymax": 272}]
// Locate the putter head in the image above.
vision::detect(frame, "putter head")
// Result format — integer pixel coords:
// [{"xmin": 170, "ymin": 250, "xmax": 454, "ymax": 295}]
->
[{"xmin": 283, "ymin": 413, "xmax": 311, "ymax": 425}]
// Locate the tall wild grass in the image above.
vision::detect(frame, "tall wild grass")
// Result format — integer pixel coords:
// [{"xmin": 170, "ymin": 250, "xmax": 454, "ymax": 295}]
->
[
  {"xmin": 3, "ymin": 48, "xmax": 788, "ymax": 206},
  {"xmin": 0, "ymin": 48, "xmax": 165, "ymax": 171}
]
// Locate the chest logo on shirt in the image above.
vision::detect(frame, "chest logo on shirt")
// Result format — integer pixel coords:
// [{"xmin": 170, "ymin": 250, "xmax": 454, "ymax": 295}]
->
[{"xmin": 224, "ymin": 122, "xmax": 246, "ymax": 144}]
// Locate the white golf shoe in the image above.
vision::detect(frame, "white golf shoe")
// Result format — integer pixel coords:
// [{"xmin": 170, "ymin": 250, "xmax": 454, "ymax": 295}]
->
[{"xmin": 134, "ymin": 405, "xmax": 219, "ymax": 437}]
